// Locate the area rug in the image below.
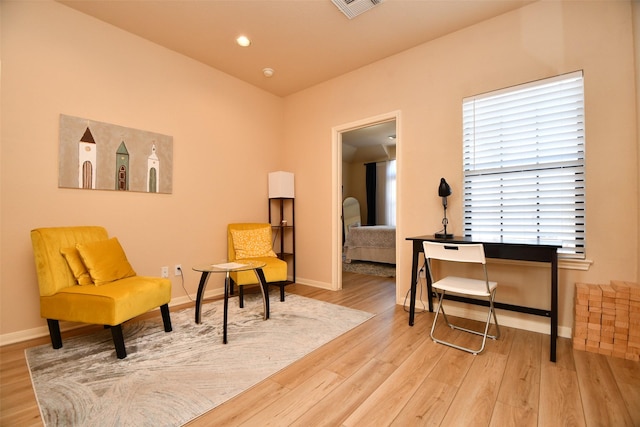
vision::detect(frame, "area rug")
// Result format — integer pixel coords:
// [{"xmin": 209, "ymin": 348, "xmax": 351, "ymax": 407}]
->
[
  {"xmin": 342, "ymin": 260, "xmax": 396, "ymax": 277},
  {"xmin": 25, "ymin": 293, "xmax": 373, "ymax": 427}
]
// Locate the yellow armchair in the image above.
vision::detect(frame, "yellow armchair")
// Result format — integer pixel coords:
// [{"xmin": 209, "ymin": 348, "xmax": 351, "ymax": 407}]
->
[
  {"xmin": 30, "ymin": 226, "xmax": 172, "ymax": 359},
  {"xmin": 227, "ymin": 223, "xmax": 289, "ymax": 306}
]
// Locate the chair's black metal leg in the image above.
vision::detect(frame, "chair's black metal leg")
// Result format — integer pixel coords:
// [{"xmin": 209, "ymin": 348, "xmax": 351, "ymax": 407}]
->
[
  {"xmin": 47, "ymin": 319, "xmax": 62, "ymax": 349},
  {"xmin": 280, "ymin": 284, "xmax": 285, "ymax": 302},
  {"xmin": 239, "ymin": 285, "xmax": 244, "ymax": 308},
  {"xmin": 160, "ymin": 304, "xmax": 172, "ymax": 332},
  {"xmin": 111, "ymin": 324, "xmax": 127, "ymax": 359}
]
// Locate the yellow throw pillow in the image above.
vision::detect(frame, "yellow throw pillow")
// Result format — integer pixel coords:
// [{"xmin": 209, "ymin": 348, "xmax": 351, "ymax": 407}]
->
[
  {"xmin": 60, "ymin": 247, "xmax": 94, "ymax": 285},
  {"xmin": 76, "ymin": 237, "xmax": 137, "ymax": 285},
  {"xmin": 230, "ymin": 227, "xmax": 277, "ymax": 259}
]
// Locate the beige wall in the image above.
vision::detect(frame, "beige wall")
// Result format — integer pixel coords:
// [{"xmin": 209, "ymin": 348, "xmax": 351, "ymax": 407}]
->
[
  {"xmin": 282, "ymin": 1, "xmax": 638, "ymax": 334},
  {"xmin": 0, "ymin": 1, "xmax": 284, "ymax": 340},
  {"xmin": 635, "ymin": 0, "xmax": 640, "ymax": 282},
  {"xmin": 1, "ymin": 0, "xmax": 638, "ymax": 343},
  {"xmin": 342, "ymin": 161, "xmax": 367, "ymax": 224}
]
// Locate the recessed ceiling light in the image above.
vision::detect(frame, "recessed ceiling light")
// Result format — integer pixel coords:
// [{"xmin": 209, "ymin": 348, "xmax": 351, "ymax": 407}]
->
[
  {"xmin": 262, "ymin": 68, "xmax": 274, "ymax": 78},
  {"xmin": 236, "ymin": 36, "xmax": 251, "ymax": 47}
]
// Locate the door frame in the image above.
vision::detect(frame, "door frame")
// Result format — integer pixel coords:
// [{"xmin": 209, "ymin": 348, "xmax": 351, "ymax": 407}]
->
[{"xmin": 331, "ymin": 110, "xmax": 401, "ymax": 290}]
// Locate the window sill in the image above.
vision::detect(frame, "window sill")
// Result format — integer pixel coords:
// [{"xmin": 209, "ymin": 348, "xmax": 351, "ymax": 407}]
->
[{"xmin": 559, "ymin": 258, "xmax": 593, "ymax": 271}]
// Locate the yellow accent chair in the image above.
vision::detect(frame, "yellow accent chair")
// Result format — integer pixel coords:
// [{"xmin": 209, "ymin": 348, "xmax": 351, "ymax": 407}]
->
[
  {"xmin": 227, "ymin": 223, "xmax": 289, "ymax": 306},
  {"xmin": 31, "ymin": 226, "xmax": 172, "ymax": 359}
]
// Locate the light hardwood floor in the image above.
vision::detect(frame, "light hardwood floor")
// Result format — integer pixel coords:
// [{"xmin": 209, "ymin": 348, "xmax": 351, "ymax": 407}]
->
[{"xmin": 2, "ymin": 271, "xmax": 639, "ymax": 426}]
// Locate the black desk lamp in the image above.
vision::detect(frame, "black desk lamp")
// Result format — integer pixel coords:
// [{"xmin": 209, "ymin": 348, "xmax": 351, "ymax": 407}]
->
[{"xmin": 435, "ymin": 177, "xmax": 453, "ymax": 239}]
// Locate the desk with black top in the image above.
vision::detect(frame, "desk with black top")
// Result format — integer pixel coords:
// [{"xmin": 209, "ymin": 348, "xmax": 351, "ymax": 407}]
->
[{"xmin": 406, "ymin": 235, "xmax": 560, "ymax": 362}]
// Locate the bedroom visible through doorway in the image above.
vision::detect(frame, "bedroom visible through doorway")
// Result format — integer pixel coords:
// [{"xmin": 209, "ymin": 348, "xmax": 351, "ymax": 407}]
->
[{"xmin": 337, "ymin": 116, "xmax": 398, "ymax": 288}]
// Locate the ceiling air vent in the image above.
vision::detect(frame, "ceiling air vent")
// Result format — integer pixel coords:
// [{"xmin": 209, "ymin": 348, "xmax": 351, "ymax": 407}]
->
[{"xmin": 331, "ymin": 0, "xmax": 383, "ymax": 19}]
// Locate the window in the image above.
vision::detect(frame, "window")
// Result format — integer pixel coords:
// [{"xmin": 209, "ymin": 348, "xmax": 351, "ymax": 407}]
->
[
  {"xmin": 386, "ymin": 160, "xmax": 396, "ymax": 226},
  {"xmin": 462, "ymin": 71, "xmax": 585, "ymax": 257},
  {"xmin": 373, "ymin": 160, "xmax": 396, "ymax": 226}
]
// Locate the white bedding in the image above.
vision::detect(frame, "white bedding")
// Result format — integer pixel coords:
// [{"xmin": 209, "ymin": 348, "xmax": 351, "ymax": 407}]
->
[{"xmin": 344, "ymin": 225, "xmax": 396, "ymax": 264}]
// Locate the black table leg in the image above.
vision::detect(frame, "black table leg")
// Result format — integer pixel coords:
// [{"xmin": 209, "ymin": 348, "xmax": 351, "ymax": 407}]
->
[
  {"xmin": 195, "ymin": 272, "xmax": 210, "ymax": 324},
  {"xmin": 223, "ymin": 272, "xmax": 230, "ymax": 344},
  {"xmin": 409, "ymin": 241, "xmax": 420, "ymax": 326},
  {"xmin": 254, "ymin": 268, "xmax": 270, "ymax": 320},
  {"xmin": 551, "ymin": 252, "xmax": 558, "ymax": 362},
  {"xmin": 195, "ymin": 266, "xmax": 271, "ymax": 345}
]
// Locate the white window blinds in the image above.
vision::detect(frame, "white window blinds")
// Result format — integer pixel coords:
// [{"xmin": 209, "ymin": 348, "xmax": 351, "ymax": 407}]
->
[{"xmin": 462, "ymin": 71, "xmax": 585, "ymax": 257}]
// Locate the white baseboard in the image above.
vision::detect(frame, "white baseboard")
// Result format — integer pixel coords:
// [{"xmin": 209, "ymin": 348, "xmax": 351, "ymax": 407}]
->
[
  {"xmin": 1, "ymin": 283, "xmax": 329, "ymax": 346},
  {"xmin": 1, "ymin": 286, "xmax": 571, "ymax": 347},
  {"xmin": 293, "ymin": 277, "xmax": 333, "ymax": 290},
  {"xmin": 0, "ymin": 288, "xmax": 225, "ymax": 347},
  {"xmin": 0, "ymin": 325, "xmax": 58, "ymax": 347},
  {"xmin": 404, "ymin": 298, "xmax": 571, "ymax": 339}
]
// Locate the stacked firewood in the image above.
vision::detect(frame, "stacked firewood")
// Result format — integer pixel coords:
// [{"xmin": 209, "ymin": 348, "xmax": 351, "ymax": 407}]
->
[{"xmin": 573, "ymin": 281, "xmax": 640, "ymax": 361}]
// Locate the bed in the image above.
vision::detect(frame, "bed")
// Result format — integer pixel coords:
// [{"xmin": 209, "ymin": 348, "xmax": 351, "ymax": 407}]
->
[{"xmin": 343, "ymin": 197, "xmax": 396, "ymax": 265}]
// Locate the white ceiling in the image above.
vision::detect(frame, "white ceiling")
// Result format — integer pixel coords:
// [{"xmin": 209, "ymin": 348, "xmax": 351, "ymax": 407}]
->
[
  {"xmin": 57, "ymin": 0, "xmax": 535, "ymax": 160},
  {"xmin": 342, "ymin": 120, "xmax": 396, "ymax": 163},
  {"xmin": 58, "ymin": 0, "xmax": 535, "ymax": 98}
]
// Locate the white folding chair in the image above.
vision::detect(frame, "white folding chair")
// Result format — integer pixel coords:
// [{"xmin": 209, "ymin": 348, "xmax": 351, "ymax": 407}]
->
[{"xmin": 423, "ymin": 241, "xmax": 500, "ymax": 355}]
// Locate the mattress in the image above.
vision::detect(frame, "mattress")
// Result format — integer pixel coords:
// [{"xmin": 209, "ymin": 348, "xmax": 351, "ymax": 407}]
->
[{"xmin": 344, "ymin": 225, "xmax": 396, "ymax": 265}]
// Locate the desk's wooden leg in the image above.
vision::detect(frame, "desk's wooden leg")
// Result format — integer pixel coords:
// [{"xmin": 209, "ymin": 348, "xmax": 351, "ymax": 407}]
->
[
  {"xmin": 223, "ymin": 272, "xmax": 230, "ymax": 344},
  {"xmin": 551, "ymin": 253, "xmax": 558, "ymax": 362},
  {"xmin": 409, "ymin": 242, "xmax": 420, "ymax": 326},
  {"xmin": 195, "ymin": 272, "xmax": 210, "ymax": 324}
]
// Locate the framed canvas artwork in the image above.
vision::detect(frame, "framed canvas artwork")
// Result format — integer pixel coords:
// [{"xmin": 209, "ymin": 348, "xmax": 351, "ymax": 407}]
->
[{"xmin": 58, "ymin": 114, "xmax": 173, "ymax": 194}]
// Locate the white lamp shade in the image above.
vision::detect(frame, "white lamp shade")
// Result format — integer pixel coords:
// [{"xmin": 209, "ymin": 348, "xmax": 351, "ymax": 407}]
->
[{"xmin": 268, "ymin": 171, "xmax": 295, "ymax": 198}]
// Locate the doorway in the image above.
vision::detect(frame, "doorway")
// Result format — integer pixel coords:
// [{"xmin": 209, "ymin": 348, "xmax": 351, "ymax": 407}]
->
[{"xmin": 332, "ymin": 111, "xmax": 400, "ymax": 291}]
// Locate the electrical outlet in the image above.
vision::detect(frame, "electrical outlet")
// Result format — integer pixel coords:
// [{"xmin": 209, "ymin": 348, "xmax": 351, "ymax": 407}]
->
[
  {"xmin": 175, "ymin": 264, "xmax": 182, "ymax": 276},
  {"xmin": 161, "ymin": 266, "xmax": 169, "ymax": 278}
]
